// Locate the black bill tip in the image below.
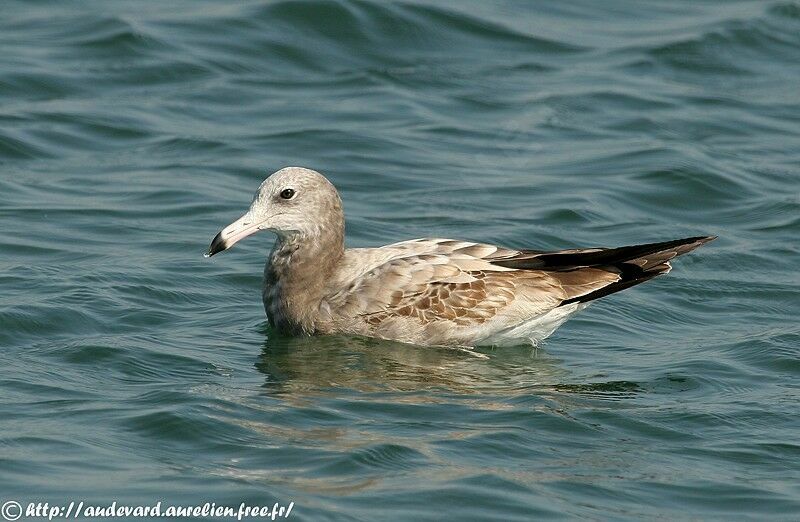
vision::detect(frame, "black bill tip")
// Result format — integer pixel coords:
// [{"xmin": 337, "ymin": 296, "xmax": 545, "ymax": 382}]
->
[{"xmin": 205, "ymin": 231, "xmax": 229, "ymax": 257}]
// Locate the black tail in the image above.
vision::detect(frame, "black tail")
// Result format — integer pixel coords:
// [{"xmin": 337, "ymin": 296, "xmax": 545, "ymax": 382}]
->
[
  {"xmin": 492, "ymin": 236, "xmax": 716, "ymax": 272},
  {"xmin": 491, "ymin": 235, "xmax": 716, "ymax": 305}
]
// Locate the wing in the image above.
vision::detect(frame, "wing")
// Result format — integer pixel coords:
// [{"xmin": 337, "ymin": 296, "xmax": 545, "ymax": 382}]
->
[
  {"xmin": 325, "ymin": 239, "xmax": 620, "ymax": 329},
  {"xmin": 488, "ymin": 235, "xmax": 716, "ymax": 304}
]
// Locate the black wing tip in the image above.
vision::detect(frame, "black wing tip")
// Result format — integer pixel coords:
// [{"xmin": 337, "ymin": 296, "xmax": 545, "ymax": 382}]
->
[
  {"xmin": 556, "ymin": 235, "xmax": 716, "ymax": 307},
  {"xmin": 560, "ymin": 264, "xmax": 670, "ymax": 306},
  {"xmin": 642, "ymin": 234, "xmax": 717, "ymax": 250},
  {"xmin": 494, "ymin": 234, "xmax": 717, "ymax": 271},
  {"xmin": 670, "ymin": 234, "xmax": 717, "ymax": 255},
  {"xmin": 686, "ymin": 235, "xmax": 717, "ymax": 244}
]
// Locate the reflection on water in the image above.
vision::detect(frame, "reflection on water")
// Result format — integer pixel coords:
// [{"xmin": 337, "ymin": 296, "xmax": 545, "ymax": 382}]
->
[
  {"xmin": 255, "ymin": 329, "xmax": 642, "ymax": 401},
  {"xmin": 199, "ymin": 329, "xmax": 650, "ymax": 503},
  {"xmin": 259, "ymin": 332, "xmax": 546, "ymax": 391}
]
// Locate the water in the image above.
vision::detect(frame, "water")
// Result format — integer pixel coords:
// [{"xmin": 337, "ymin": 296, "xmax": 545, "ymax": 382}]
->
[{"xmin": 2, "ymin": 0, "xmax": 799, "ymax": 520}]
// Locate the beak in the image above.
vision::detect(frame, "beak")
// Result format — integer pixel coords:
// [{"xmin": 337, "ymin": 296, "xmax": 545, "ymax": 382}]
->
[{"xmin": 205, "ymin": 213, "xmax": 261, "ymax": 257}]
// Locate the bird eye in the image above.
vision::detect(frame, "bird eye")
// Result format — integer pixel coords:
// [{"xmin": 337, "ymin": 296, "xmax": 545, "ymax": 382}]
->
[{"xmin": 280, "ymin": 188, "xmax": 295, "ymax": 200}]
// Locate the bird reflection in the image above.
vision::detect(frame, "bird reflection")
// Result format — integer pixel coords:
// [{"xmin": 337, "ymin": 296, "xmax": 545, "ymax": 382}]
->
[
  {"xmin": 253, "ymin": 328, "xmax": 640, "ymax": 402},
  {"xmin": 211, "ymin": 327, "xmax": 646, "ymax": 495}
]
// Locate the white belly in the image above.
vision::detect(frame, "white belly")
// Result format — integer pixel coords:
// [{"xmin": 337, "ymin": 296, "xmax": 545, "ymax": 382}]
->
[{"xmin": 474, "ymin": 302, "xmax": 588, "ymax": 347}]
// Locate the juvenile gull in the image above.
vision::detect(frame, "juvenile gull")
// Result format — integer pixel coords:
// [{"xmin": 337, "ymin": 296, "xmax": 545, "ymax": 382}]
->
[{"xmin": 206, "ymin": 167, "xmax": 714, "ymax": 347}]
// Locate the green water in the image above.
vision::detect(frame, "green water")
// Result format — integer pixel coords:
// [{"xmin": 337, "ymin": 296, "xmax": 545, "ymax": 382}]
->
[{"xmin": 2, "ymin": 1, "xmax": 799, "ymax": 520}]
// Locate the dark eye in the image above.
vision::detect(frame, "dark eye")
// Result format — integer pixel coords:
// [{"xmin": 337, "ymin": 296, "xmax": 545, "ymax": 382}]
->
[{"xmin": 280, "ymin": 188, "xmax": 295, "ymax": 200}]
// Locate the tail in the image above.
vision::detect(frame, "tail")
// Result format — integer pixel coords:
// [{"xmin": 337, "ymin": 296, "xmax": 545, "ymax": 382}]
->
[{"xmin": 491, "ymin": 235, "xmax": 716, "ymax": 305}]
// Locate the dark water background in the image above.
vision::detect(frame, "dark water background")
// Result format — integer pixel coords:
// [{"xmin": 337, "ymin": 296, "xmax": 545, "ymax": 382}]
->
[{"xmin": 2, "ymin": 0, "xmax": 799, "ymax": 520}]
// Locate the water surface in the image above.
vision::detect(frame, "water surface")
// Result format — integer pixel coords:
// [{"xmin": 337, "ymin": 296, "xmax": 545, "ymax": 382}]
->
[{"xmin": 2, "ymin": 0, "xmax": 800, "ymax": 520}]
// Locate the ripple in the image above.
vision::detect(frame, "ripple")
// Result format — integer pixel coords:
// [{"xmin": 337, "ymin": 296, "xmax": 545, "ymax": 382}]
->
[
  {"xmin": 397, "ymin": 3, "xmax": 587, "ymax": 54},
  {"xmin": 2, "ymin": 0, "xmax": 800, "ymax": 519},
  {"xmin": 68, "ymin": 18, "xmax": 173, "ymax": 58},
  {"xmin": 317, "ymin": 443, "xmax": 428, "ymax": 475},
  {"xmin": 645, "ymin": 10, "xmax": 800, "ymax": 77},
  {"xmin": 0, "ymin": 132, "xmax": 52, "ymax": 160},
  {"xmin": 0, "ymin": 72, "xmax": 80, "ymax": 102},
  {"xmin": 124, "ymin": 410, "xmax": 229, "ymax": 443},
  {"xmin": 769, "ymin": 2, "xmax": 800, "ymax": 19}
]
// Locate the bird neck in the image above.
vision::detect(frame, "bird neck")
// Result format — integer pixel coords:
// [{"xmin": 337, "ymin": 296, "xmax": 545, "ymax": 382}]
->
[{"xmin": 263, "ymin": 226, "xmax": 344, "ymax": 334}]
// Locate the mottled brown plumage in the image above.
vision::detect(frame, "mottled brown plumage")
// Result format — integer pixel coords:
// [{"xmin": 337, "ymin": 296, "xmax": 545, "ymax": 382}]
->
[{"xmin": 207, "ymin": 167, "xmax": 715, "ymax": 348}]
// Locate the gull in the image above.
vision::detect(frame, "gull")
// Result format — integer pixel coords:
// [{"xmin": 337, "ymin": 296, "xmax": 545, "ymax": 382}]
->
[{"xmin": 206, "ymin": 167, "xmax": 714, "ymax": 348}]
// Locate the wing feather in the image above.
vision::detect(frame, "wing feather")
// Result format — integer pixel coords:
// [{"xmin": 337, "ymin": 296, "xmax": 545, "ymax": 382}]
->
[
  {"xmin": 326, "ymin": 241, "xmax": 568, "ymax": 329},
  {"xmin": 324, "ymin": 236, "xmax": 714, "ymax": 332}
]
